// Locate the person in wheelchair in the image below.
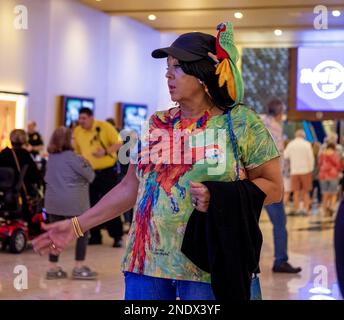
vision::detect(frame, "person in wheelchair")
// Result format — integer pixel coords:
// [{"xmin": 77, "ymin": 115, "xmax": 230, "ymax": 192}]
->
[{"xmin": 0, "ymin": 129, "xmax": 42, "ymax": 229}]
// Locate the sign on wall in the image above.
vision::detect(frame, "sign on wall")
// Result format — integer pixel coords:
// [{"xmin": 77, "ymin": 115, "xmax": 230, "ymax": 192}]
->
[{"xmin": 297, "ymin": 47, "xmax": 344, "ymax": 112}]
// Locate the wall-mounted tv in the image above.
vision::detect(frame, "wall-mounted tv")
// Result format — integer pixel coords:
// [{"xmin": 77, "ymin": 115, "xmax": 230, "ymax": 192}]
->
[
  {"xmin": 62, "ymin": 96, "xmax": 95, "ymax": 127},
  {"xmin": 116, "ymin": 102, "xmax": 148, "ymax": 136},
  {"xmin": 288, "ymin": 47, "xmax": 344, "ymax": 121}
]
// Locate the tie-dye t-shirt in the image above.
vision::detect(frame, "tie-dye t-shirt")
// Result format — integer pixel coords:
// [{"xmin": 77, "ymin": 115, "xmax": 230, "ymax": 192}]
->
[{"xmin": 121, "ymin": 104, "xmax": 279, "ymax": 283}]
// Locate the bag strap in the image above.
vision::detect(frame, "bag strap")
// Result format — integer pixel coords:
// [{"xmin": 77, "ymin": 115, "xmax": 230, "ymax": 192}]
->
[{"xmin": 11, "ymin": 148, "xmax": 29, "ymax": 198}]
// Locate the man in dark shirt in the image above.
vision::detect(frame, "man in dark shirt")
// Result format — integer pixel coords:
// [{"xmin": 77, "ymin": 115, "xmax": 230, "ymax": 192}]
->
[{"xmin": 27, "ymin": 121, "xmax": 44, "ymax": 158}]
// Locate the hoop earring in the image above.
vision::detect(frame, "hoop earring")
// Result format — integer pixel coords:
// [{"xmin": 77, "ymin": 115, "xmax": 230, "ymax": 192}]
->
[
  {"xmin": 204, "ymin": 85, "xmax": 210, "ymax": 95},
  {"xmin": 198, "ymin": 79, "xmax": 210, "ymax": 95}
]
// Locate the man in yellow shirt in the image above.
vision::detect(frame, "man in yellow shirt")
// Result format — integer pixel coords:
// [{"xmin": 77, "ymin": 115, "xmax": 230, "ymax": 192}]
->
[{"xmin": 74, "ymin": 107, "xmax": 123, "ymax": 246}]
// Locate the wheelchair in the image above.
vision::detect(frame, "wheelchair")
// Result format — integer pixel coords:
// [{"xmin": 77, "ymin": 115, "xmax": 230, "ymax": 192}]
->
[{"xmin": 0, "ymin": 165, "xmax": 44, "ymax": 253}]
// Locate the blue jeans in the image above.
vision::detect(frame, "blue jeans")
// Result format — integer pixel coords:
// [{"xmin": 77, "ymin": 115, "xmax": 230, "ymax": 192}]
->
[
  {"xmin": 264, "ymin": 201, "xmax": 288, "ymax": 268},
  {"xmin": 124, "ymin": 272, "xmax": 215, "ymax": 300},
  {"xmin": 124, "ymin": 272, "xmax": 262, "ymax": 300},
  {"xmin": 250, "ymin": 275, "xmax": 262, "ymax": 300}
]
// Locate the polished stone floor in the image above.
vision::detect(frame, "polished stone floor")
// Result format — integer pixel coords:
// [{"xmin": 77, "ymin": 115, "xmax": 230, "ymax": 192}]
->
[{"xmin": 0, "ymin": 209, "xmax": 341, "ymax": 300}]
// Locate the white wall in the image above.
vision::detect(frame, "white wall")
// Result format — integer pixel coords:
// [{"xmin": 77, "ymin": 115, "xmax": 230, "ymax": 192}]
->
[
  {"xmin": 156, "ymin": 32, "xmax": 179, "ymax": 111},
  {"xmin": 0, "ymin": 0, "xmax": 51, "ymax": 129},
  {"xmin": 44, "ymin": 0, "xmax": 110, "ymax": 142},
  {"xmin": 0, "ymin": 0, "xmax": 112, "ymax": 144},
  {"xmin": 107, "ymin": 16, "xmax": 161, "ymax": 118}
]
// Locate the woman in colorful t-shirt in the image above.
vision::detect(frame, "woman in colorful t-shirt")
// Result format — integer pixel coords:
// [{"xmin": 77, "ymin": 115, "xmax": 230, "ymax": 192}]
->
[{"xmin": 32, "ymin": 23, "xmax": 282, "ymax": 300}]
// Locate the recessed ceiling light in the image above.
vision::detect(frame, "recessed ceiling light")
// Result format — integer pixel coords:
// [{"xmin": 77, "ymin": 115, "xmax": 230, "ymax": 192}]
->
[
  {"xmin": 234, "ymin": 12, "xmax": 243, "ymax": 19},
  {"xmin": 274, "ymin": 29, "xmax": 283, "ymax": 36},
  {"xmin": 96, "ymin": 0, "xmax": 102, "ymax": 2},
  {"xmin": 148, "ymin": 14, "xmax": 157, "ymax": 21},
  {"xmin": 332, "ymin": 10, "xmax": 341, "ymax": 17}
]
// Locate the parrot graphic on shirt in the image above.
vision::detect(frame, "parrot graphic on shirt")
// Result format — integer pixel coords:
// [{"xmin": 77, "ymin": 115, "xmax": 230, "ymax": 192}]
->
[{"xmin": 128, "ymin": 111, "xmax": 213, "ymax": 273}]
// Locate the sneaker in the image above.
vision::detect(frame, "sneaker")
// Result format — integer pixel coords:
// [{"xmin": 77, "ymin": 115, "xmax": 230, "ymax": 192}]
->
[
  {"xmin": 272, "ymin": 262, "xmax": 302, "ymax": 274},
  {"xmin": 46, "ymin": 267, "xmax": 68, "ymax": 280},
  {"xmin": 72, "ymin": 266, "xmax": 97, "ymax": 280}
]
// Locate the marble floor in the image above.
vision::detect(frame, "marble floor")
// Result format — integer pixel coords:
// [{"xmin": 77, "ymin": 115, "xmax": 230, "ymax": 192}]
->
[{"xmin": 0, "ymin": 209, "xmax": 341, "ymax": 300}]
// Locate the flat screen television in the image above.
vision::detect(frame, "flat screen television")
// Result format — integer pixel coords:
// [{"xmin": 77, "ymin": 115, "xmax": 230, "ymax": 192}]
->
[
  {"xmin": 288, "ymin": 47, "xmax": 344, "ymax": 121},
  {"xmin": 62, "ymin": 96, "xmax": 95, "ymax": 127},
  {"xmin": 116, "ymin": 102, "xmax": 148, "ymax": 136}
]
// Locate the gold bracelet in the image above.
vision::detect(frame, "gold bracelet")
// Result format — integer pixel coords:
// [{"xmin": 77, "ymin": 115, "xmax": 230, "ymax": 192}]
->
[
  {"xmin": 73, "ymin": 217, "xmax": 84, "ymax": 237},
  {"xmin": 71, "ymin": 217, "xmax": 84, "ymax": 238},
  {"xmin": 74, "ymin": 217, "xmax": 84, "ymax": 237},
  {"xmin": 73, "ymin": 218, "xmax": 82, "ymax": 238},
  {"xmin": 71, "ymin": 218, "xmax": 79, "ymax": 238}
]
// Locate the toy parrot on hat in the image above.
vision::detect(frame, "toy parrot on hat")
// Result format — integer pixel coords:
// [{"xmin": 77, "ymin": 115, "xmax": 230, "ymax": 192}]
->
[{"xmin": 215, "ymin": 21, "xmax": 244, "ymax": 106}]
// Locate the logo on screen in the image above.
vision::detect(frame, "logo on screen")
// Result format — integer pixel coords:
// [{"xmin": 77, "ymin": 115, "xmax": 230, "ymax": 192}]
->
[{"xmin": 300, "ymin": 60, "xmax": 344, "ymax": 100}]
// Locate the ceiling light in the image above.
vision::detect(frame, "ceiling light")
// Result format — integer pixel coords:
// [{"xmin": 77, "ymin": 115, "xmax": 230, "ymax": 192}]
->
[
  {"xmin": 96, "ymin": 0, "xmax": 102, "ymax": 2},
  {"xmin": 332, "ymin": 10, "xmax": 341, "ymax": 17},
  {"xmin": 234, "ymin": 12, "xmax": 243, "ymax": 19},
  {"xmin": 274, "ymin": 29, "xmax": 283, "ymax": 36},
  {"xmin": 148, "ymin": 14, "xmax": 157, "ymax": 21}
]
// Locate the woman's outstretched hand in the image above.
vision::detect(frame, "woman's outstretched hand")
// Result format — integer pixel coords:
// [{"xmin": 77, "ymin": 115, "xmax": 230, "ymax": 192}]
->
[{"xmin": 32, "ymin": 220, "xmax": 76, "ymax": 256}]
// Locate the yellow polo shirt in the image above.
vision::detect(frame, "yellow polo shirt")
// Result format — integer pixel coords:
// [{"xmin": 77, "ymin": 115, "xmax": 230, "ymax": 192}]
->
[{"xmin": 73, "ymin": 120, "xmax": 122, "ymax": 170}]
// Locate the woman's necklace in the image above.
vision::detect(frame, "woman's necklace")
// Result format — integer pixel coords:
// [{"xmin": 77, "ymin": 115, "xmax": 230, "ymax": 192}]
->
[{"xmin": 171, "ymin": 107, "xmax": 211, "ymax": 132}]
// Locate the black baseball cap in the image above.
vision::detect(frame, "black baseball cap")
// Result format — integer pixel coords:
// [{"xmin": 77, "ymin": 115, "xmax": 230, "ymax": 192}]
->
[{"xmin": 151, "ymin": 32, "xmax": 216, "ymax": 62}]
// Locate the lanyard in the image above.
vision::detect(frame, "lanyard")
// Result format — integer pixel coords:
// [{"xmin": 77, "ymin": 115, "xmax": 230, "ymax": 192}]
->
[{"xmin": 226, "ymin": 109, "xmax": 240, "ymax": 181}]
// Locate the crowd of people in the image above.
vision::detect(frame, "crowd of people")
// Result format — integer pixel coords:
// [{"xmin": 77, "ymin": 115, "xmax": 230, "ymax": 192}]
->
[
  {"xmin": 282, "ymin": 131, "xmax": 343, "ymax": 218},
  {"xmin": 0, "ymin": 111, "xmax": 130, "ymax": 280}
]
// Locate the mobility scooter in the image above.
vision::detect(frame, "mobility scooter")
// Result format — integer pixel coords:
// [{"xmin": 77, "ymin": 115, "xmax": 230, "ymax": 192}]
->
[{"xmin": 0, "ymin": 165, "xmax": 44, "ymax": 253}]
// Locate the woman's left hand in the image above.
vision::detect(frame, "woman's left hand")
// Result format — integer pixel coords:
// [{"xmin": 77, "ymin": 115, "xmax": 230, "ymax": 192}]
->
[{"xmin": 189, "ymin": 181, "xmax": 210, "ymax": 212}]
